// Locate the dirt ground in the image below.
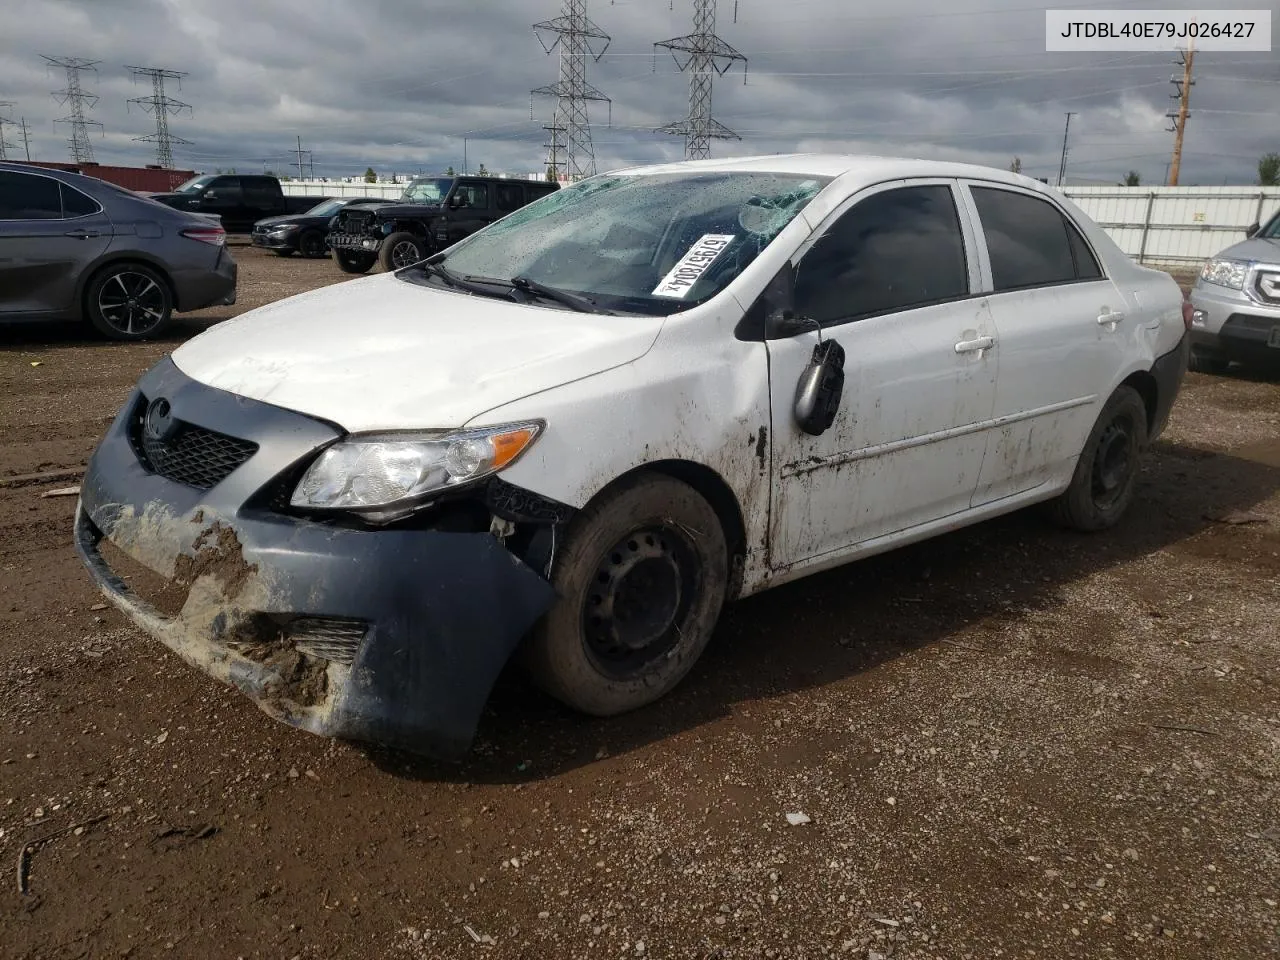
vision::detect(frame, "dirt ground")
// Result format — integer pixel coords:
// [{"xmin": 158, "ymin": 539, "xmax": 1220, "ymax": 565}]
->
[{"xmin": 2, "ymin": 246, "xmax": 1278, "ymax": 960}]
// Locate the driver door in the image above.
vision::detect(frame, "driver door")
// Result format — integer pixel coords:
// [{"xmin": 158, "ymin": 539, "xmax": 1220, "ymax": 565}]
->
[{"xmin": 766, "ymin": 180, "xmax": 999, "ymax": 568}]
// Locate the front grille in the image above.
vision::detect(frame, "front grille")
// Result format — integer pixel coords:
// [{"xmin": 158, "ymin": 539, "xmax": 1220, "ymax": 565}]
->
[
  {"xmin": 128, "ymin": 397, "xmax": 258, "ymax": 491},
  {"xmin": 288, "ymin": 618, "xmax": 367, "ymax": 665},
  {"xmin": 1255, "ymin": 270, "xmax": 1280, "ymax": 305}
]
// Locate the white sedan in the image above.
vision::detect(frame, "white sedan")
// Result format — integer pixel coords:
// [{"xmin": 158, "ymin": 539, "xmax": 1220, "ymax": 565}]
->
[{"xmin": 75, "ymin": 154, "xmax": 1191, "ymax": 758}]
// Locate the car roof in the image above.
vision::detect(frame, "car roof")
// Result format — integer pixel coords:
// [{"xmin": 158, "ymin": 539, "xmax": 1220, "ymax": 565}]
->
[
  {"xmin": 0, "ymin": 160, "xmax": 99, "ymax": 187},
  {"xmin": 605, "ymin": 152, "xmax": 1048, "ymax": 192}
]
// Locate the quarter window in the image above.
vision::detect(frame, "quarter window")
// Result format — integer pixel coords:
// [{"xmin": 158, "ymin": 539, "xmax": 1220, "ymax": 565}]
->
[
  {"xmin": 971, "ymin": 186, "xmax": 1102, "ymax": 291},
  {"xmin": 0, "ymin": 172, "xmax": 65, "ymax": 220},
  {"xmin": 60, "ymin": 184, "xmax": 100, "ymax": 217},
  {"xmin": 794, "ymin": 184, "xmax": 970, "ymax": 326}
]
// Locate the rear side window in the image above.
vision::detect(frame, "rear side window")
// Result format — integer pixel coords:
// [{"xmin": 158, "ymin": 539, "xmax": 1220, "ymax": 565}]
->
[
  {"xmin": 971, "ymin": 187, "xmax": 1102, "ymax": 291},
  {"xmin": 495, "ymin": 183, "xmax": 525, "ymax": 212},
  {"xmin": 60, "ymin": 184, "xmax": 100, "ymax": 217},
  {"xmin": 242, "ymin": 179, "xmax": 278, "ymax": 205},
  {"xmin": 795, "ymin": 184, "xmax": 970, "ymax": 326},
  {"xmin": 0, "ymin": 172, "xmax": 64, "ymax": 220}
]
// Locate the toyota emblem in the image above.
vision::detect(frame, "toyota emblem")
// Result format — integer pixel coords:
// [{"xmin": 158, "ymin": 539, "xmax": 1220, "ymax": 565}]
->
[{"xmin": 144, "ymin": 398, "xmax": 177, "ymax": 442}]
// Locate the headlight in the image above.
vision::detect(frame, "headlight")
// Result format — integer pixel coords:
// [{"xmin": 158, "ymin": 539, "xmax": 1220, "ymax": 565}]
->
[
  {"xmin": 290, "ymin": 421, "xmax": 543, "ymax": 521},
  {"xmin": 1199, "ymin": 258, "xmax": 1248, "ymax": 289},
  {"xmin": 269, "ymin": 224, "xmax": 298, "ymax": 234}
]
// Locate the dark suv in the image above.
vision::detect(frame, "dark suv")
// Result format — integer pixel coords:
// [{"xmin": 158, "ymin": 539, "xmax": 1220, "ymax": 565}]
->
[{"xmin": 327, "ymin": 175, "xmax": 559, "ymax": 274}]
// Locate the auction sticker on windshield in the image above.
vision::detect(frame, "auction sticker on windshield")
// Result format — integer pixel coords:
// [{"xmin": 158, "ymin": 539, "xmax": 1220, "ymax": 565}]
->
[{"xmin": 652, "ymin": 234, "xmax": 737, "ymax": 299}]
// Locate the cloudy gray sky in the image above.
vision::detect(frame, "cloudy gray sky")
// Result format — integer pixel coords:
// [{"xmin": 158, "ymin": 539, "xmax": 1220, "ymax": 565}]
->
[{"xmin": 0, "ymin": 0, "xmax": 1275, "ymax": 185}]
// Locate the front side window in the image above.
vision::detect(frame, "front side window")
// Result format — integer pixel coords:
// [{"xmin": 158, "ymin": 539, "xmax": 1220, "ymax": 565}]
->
[
  {"xmin": 1261, "ymin": 210, "xmax": 1280, "ymax": 239},
  {"xmin": 454, "ymin": 182, "xmax": 490, "ymax": 209},
  {"xmin": 401, "ymin": 178, "xmax": 453, "ymax": 204},
  {"xmin": 425, "ymin": 171, "xmax": 830, "ymax": 316},
  {"xmin": 0, "ymin": 172, "xmax": 65, "ymax": 220},
  {"xmin": 972, "ymin": 187, "xmax": 1093, "ymax": 291},
  {"xmin": 794, "ymin": 184, "xmax": 970, "ymax": 326}
]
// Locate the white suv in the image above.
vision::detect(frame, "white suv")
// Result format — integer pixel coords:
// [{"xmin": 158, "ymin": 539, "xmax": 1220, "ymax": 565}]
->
[
  {"xmin": 75, "ymin": 154, "xmax": 1191, "ymax": 759},
  {"xmin": 1188, "ymin": 207, "xmax": 1280, "ymax": 373}
]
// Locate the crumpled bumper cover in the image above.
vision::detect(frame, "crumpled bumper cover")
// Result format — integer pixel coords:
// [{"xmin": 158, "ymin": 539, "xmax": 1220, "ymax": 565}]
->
[{"xmin": 74, "ymin": 356, "xmax": 556, "ymax": 760}]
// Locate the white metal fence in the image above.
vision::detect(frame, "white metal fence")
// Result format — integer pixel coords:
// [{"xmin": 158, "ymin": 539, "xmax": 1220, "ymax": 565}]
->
[{"xmin": 282, "ymin": 180, "xmax": 1280, "ymax": 269}]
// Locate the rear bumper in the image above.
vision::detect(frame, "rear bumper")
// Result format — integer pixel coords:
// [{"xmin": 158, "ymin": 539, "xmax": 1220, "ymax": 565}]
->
[
  {"xmin": 73, "ymin": 357, "xmax": 556, "ymax": 759},
  {"xmin": 173, "ymin": 250, "xmax": 237, "ymax": 312},
  {"xmin": 1149, "ymin": 331, "xmax": 1189, "ymax": 441}
]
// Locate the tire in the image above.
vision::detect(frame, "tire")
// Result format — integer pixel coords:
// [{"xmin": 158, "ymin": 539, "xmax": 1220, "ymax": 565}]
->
[
  {"xmin": 1188, "ymin": 351, "xmax": 1229, "ymax": 375},
  {"xmin": 298, "ymin": 230, "xmax": 326, "ymax": 258},
  {"xmin": 523, "ymin": 473, "xmax": 729, "ymax": 717},
  {"xmin": 334, "ymin": 250, "xmax": 375, "ymax": 274},
  {"xmin": 379, "ymin": 231, "xmax": 428, "ymax": 272},
  {"xmin": 1048, "ymin": 385, "xmax": 1148, "ymax": 532},
  {"xmin": 85, "ymin": 262, "xmax": 173, "ymax": 341}
]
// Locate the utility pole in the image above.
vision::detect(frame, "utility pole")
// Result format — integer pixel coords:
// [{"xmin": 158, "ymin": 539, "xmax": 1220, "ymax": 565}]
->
[
  {"xmin": 43, "ymin": 56, "xmax": 103, "ymax": 163},
  {"xmin": 125, "ymin": 65, "xmax": 192, "ymax": 168},
  {"xmin": 655, "ymin": 0, "xmax": 749, "ymax": 161},
  {"xmin": 542, "ymin": 121, "xmax": 567, "ymax": 180},
  {"xmin": 1166, "ymin": 40, "xmax": 1195, "ymax": 186},
  {"xmin": 18, "ymin": 117, "xmax": 33, "ymax": 161},
  {"xmin": 294, "ymin": 136, "xmax": 313, "ymax": 181},
  {"xmin": 1056, "ymin": 112, "xmax": 1076, "ymax": 187},
  {"xmin": 531, "ymin": 0, "xmax": 612, "ymax": 181},
  {"xmin": 0, "ymin": 103, "xmax": 14, "ymax": 161}
]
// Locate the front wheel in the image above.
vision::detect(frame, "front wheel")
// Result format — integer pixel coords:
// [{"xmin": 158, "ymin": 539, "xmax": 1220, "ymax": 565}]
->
[
  {"xmin": 334, "ymin": 250, "xmax": 376, "ymax": 274},
  {"xmin": 85, "ymin": 263, "xmax": 173, "ymax": 341},
  {"xmin": 1048, "ymin": 385, "xmax": 1148, "ymax": 532},
  {"xmin": 523, "ymin": 473, "xmax": 729, "ymax": 716},
  {"xmin": 380, "ymin": 231, "xmax": 428, "ymax": 271},
  {"xmin": 298, "ymin": 229, "xmax": 327, "ymax": 258}
]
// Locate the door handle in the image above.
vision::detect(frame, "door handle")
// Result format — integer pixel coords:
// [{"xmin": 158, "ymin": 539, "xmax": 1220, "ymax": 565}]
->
[
  {"xmin": 1097, "ymin": 309, "xmax": 1125, "ymax": 327},
  {"xmin": 64, "ymin": 229, "xmax": 101, "ymax": 239},
  {"xmin": 954, "ymin": 336, "xmax": 994, "ymax": 354}
]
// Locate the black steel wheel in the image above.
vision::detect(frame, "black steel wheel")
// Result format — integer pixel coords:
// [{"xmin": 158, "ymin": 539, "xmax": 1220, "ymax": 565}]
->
[
  {"xmin": 85, "ymin": 263, "xmax": 173, "ymax": 341},
  {"xmin": 524, "ymin": 473, "xmax": 729, "ymax": 716},
  {"xmin": 1048, "ymin": 385, "xmax": 1148, "ymax": 532},
  {"xmin": 298, "ymin": 229, "xmax": 326, "ymax": 258},
  {"xmin": 379, "ymin": 231, "xmax": 427, "ymax": 271}
]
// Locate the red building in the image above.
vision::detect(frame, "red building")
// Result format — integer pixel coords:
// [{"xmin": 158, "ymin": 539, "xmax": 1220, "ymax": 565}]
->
[{"xmin": 15, "ymin": 161, "xmax": 196, "ymax": 193}]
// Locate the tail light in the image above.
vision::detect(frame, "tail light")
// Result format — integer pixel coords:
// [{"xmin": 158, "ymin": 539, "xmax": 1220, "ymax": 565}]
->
[
  {"xmin": 1181, "ymin": 300, "xmax": 1194, "ymax": 331},
  {"xmin": 181, "ymin": 226, "xmax": 226, "ymax": 247}
]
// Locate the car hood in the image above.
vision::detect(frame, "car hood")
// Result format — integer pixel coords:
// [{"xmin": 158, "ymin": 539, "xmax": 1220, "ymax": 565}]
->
[
  {"xmin": 1215, "ymin": 235, "xmax": 1280, "ymax": 263},
  {"xmin": 254, "ymin": 214, "xmax": 305, "ymax": 229},
  {"xmin": 169, "ymin": 273, "xmax": 665, "ymax": 432}
]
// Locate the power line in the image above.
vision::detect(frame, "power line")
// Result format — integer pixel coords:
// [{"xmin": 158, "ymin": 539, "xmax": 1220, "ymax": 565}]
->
[
  {"xmin": 43, "ymin": 56, "xmax": 103, "ymax": 163},
  {"xmin": 531, "ymin": 0, "xmax": 612, "ymax": 181},
  {"xmin": 655, "ymin": 0, "xmax": 748, "ymax": 160},
  {"xmin": 125, "ymin": 65, "xmax": 192, "ymax": 169}
]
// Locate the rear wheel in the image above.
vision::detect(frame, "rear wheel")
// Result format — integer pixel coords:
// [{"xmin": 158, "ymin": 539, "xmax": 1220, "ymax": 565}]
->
[
  {"xmin": 1048, "ymin": 385, "xmax": 1148, "ymax": 532},
  {"xmin": 298, "ymin": 229, "xmax": 326, "ymax": 258},
  {"xmin": 523, "ymin": 473, "xmax": 729, "ymax": 716},
  {"xmin": 85, "ymin": 263, "xmax": 173, "ymax": 341},
  {"xmin": 334, "ymin": 250, "xmax": 376, "ymax": 274},
  {"xmin": 379, "ymin": 231, "xmax": 428, "ymax": 271}
]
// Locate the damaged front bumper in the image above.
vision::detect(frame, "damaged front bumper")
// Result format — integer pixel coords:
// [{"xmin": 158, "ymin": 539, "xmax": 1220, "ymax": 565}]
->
[{"xmin": 74, "ymin": 357, "xmax": 557, "ymax": 760}]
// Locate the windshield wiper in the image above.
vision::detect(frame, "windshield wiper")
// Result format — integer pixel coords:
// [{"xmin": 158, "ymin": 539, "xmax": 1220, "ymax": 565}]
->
[
  {"xmin": 415, "ymin": 260, "xmax": 509, "ymax": 298},
  {"xmin": 509, "ymin": 276, "xmax": 611, "ymax": 314}
]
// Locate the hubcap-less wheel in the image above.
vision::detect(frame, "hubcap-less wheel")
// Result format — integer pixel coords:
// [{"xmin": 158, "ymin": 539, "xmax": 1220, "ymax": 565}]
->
[
  {"xmin": 390, "ymin": 238, "xmax": 423, "ymax": 268},
  {"xmin": 1091, "ymin": 419, "xmax": 1134, "ymax": 509},
  {"xmin": 299, "ymin": 231, "xmax": 325, "ymax": 257},
  {"xmin": 583, "ymin": 526, "xmax": 698, "ymax": 679},
  {"xmin": 97, "ymin": 270, "xmax": 167, "ymax": 337}
]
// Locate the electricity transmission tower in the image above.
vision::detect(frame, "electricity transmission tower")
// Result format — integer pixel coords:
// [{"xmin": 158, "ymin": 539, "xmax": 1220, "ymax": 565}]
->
[
  {"xmin": 0, "ymin": 103, "xmax": 15, "ymax": 161},
  {"xmin": 654, "ymin": 0, "xmax": 748, "ymax": 160},
  {"xmin": 126, "ymin": 65, "xmax": 192, "ymax": 169},
  {"xmin": 44, "ymin": 56, "xmax": 103, "ymax": 163},
  {"xmin": 1166, "ymin": 42, "xmax": 1195, "ymax": 186},
  {"xmin": 531, "ymin": 0, "xmax": 612, "ymax": 181}
]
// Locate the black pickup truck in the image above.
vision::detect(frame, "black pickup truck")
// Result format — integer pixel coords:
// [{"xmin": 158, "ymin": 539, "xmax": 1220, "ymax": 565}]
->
[
  {"xmin": 326, "ymin": 175, "xmax": 560, "ymax": 274},
  {"xmin": 147, "ymin": 174, "xmax": 331, "ymax": 233}
]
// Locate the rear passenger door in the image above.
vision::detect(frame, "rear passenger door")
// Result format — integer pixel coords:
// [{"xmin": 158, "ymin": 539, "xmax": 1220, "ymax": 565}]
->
[
  {"xmin": 960, "ymin": 181, "xmax": 1127, "ymax": 504},
  {"xmin": 0, "ymin": 170, "xmax": 113, "ymax": 317}
]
